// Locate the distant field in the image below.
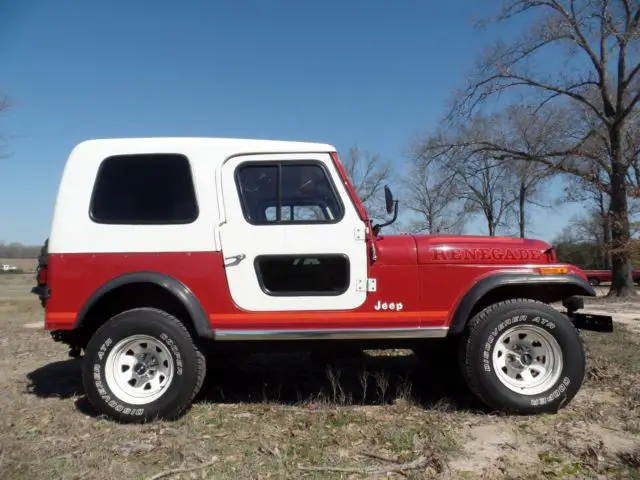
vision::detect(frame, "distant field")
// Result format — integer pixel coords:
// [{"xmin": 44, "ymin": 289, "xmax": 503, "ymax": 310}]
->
[{"xmin": 0, "ymin": 258, "xmax": 37, "ymax": 271}]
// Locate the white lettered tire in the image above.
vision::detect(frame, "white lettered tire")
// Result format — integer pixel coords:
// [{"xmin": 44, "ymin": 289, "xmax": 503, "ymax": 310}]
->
[
  {"xmin": 460, "ymin": 299, "xmax": 585, "ymax": 414},
  {"xmin": 82, "ymin": 308, "xmax": 206, "ymax": 423}
]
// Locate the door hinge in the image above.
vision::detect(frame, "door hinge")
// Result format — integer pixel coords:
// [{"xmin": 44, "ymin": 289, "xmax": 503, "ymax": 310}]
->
[
  {"xmin": 356, "ymin": 278, "xmax": 377, "ymax": 292},
  {"xmin": 354, "ymin": 227, "xmax": 366, "ymax": 241}
]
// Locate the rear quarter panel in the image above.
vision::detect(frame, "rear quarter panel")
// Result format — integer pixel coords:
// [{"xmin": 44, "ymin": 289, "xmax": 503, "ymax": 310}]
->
[{"xmin": 44, "ymin": 252, "xmax": 233, "ymax": 329}]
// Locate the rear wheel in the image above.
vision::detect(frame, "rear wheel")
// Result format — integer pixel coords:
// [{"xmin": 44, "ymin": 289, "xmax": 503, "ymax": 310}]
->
[
  {"xmin": 460, "ymin": 299, "xmax": 585, "ymax": 414},
  {"xmin": 82, "ymin": 308, "xmax": 206, "ymax": 423}
]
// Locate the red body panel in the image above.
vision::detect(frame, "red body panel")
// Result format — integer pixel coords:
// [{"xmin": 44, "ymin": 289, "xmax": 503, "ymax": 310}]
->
[
  {"xmin": 43, "ymin": 232, "xmax": 568, "ymax": 334},
  {"xmin": 44, "ymin": 248, "xmax": 428, "ymax": 331}
]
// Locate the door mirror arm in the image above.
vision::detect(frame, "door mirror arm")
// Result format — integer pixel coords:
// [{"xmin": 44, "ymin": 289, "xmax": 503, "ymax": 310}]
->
[{"xmin": 372, "ymin": 200, "xmax": 398, "ymax": 236}]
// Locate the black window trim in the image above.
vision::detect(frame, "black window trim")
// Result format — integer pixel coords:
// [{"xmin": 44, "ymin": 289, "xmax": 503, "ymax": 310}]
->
[
  {"xmin": 254, "ymin": 253, "xmax": 351, "ymax": 297},
  {"xmin": 234, "ymin": 159, "xmax": 345, "ymax": 226},
  {"xmin": 88, "ymin": 152, "xmax": 200, "ymax": 225}
]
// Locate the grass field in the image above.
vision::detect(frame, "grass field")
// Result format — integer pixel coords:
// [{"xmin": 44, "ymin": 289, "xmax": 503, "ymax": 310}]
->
[
  {"xmin": 0, "ymin": 274, "xmax": 639, "ymax": 479},
  {"xmin": 0, "ymin": 258, "xmax": 37, "ymax": 272}
]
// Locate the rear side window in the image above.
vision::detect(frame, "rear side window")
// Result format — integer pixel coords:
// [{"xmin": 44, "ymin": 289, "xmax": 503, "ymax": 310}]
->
[{"xmin": 90, "ymin": 154, "xmax": 198, "ymax": 224}]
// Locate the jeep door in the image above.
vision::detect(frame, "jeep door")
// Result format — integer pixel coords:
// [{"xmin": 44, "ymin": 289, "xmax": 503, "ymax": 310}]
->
[{"xmin": 218, "ymin": 153, "xmax": 369, "ymax": 312}]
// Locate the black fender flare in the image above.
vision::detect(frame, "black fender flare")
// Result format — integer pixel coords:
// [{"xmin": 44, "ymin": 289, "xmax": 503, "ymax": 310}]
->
[
  {"xmin": 74, "ymin": 271, "xmax": 213, "ymax": 338},
  {"xmin": 447, "ymin": 273, "xmax": 596, "ymax": 335}
]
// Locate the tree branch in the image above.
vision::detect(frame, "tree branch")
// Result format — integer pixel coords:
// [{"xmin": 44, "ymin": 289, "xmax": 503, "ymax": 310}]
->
[
  {"xmin": 298, "ymin": 454, "xmax": 442, "ymax": 476},
  {"xmin": 146, "ymin": 459, "xmax": 219, "ymax": 480}
]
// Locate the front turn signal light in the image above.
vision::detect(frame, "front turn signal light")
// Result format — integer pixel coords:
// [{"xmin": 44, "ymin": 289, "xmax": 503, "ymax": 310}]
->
[{"xmin": 539, "ymin": 266, "xmax": 569, "ymax": 275}]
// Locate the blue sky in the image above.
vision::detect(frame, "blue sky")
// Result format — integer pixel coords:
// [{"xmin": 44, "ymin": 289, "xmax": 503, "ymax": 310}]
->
[{"xmin": 1, "ymin": 0, "xmax": 586, "ymax": 244}]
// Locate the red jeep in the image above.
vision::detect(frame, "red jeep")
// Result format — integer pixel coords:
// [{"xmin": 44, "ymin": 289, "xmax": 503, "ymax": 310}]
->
[
  {"xmin": 584, "ymin": 268, "xmax": 640, "ymax": 286},
  {"xmin": 32, "ymin": 138, "xmax": 613, "ymax": 423}
]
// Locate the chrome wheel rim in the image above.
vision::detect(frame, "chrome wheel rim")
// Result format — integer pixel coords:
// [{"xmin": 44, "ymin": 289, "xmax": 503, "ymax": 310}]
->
[
  {"xmin": 104, "ymin": 335, "xmax": 174, "ymax": 405},
  {"xmin": 492, "ymin": 325, "xmax": 563, "ymax": 396}
]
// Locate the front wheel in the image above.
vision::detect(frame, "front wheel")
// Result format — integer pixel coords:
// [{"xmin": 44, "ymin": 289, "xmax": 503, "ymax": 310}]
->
[
  {"xmin": 82, "ymin": 308, "xmax": 206, "ymax": 423},
  {"xmin": 460, "ymin": 299, "xmax": 585, "ymax": 414}
]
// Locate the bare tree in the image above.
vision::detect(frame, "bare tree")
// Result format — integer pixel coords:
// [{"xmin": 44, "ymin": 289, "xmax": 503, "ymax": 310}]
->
[
  {"xmin": 454, "ymin": 151, "xmax": 518, "ymax": 236},
  {"xmin": 562, "ymin": 160, "xmax": 613, "ymax": 267},
  {"xmin": 341, "ymin": 147, "xmax": 393, "ymax": 223},
  {"xmin": 415, "ymin": 107, "xmax": 561, "ymax": 238},
  {"xmin": 401, "ymin": 156, "xmax": 468, "ymax": 234},
  {"xmin": 553, "ymin": 212, "xmax": 611, "ymax": 269},
  {"xmin": 500, "ymin": 106, "xmax": 558, "ymax": 237},
  {"xmin": 624, "ymin": 113, "xmax": 640, "ymax": 194},
  {"xmin": 507, "ymin": 160, "xmax": 553, "ymax": 237},
  {"xmin": 448, "ymin": 0, "xmax": 640, "ymax": 296},
  {"xmin": 413, "ymin": 128, "xmax": 518, "ymax": 236},
  {"xmin": 557, "ymin": 210, "xmax": 609, "ymax": 246}
]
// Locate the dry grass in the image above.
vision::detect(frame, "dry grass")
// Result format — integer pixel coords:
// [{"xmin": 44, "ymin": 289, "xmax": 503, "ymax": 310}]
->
[{"xmin": 0, "ymin": 274, "xmax": 639, "ymax": 479}]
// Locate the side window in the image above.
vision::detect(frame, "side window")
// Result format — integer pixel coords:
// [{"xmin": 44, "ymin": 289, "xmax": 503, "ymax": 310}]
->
[
  {"xmin": 255, "ymin": 255, "xmax": 349, "ymax": 296},
  {"xmin": 236, "ymin": 162, "xmax": 343, "ymax": 224},
  {"xmin": 90, "ymin": 153, "xmax": 198, "ymax": 224}
]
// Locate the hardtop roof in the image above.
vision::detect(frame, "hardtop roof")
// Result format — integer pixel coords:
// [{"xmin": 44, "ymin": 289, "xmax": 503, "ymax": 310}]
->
[{"xmin": 72, "ymin": 137, "xmax": 337, "ymax": 157}]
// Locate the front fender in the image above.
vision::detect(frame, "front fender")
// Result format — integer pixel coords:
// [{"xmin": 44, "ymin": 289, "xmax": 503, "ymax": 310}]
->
[{"xmin": 448, "ymin": 273, "xmax": 596, "ymax": 335}]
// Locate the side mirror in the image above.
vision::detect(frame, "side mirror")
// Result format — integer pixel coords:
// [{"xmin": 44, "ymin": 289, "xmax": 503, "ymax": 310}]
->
[
  {"xmin": 373, "ymin": 185, "xmax": 399, "ymax": 235},
  {"xmin": 384, "ymin": 185, "xmax": 394, "ymax": 215}
]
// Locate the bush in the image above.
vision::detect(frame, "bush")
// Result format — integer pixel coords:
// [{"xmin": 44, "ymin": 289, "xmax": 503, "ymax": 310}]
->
[{"xmin": 555, "ymin": 242, "xmax": 603, "ymax": 269}]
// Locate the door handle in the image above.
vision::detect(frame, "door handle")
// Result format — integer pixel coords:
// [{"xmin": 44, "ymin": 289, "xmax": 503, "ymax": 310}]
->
[{"xmin": 224, "ymin": 253, "xmax": 246, "ymax": 266}]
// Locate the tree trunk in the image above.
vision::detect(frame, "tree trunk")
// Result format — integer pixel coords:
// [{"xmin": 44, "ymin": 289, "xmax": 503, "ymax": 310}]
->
[
  {"xmin": 487, "ymin": 212, "xmax": 495, "ymax": 236},
  {"xmin": 602, "ymin": 213, "xmax": 612, "ymax": 270},
  {"xmin": 597, "ymin": 192, "xmax": 612, "ymax": 269},
  {"xmin": 607, "ymin": 126, "xmax": 635, "ymax": 297},
  {"xmin": 519, "ymin": 182, "xmax": 526, "ymax": 238}
]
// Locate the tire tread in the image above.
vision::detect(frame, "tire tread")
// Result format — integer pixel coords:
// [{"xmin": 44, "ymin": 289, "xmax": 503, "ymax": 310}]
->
[
  {"xmin": 460, "ymin": 298, "xmax": 584, "ymax": 413},
  {"xmin": 84, "ymin": 307, "xmax": 206, "ymax": 422}
]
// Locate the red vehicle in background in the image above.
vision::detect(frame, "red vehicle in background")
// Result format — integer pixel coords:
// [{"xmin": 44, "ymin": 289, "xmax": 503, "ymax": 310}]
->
[{"xmin": 583, "ymin": 268, "xmax": 640, "ymax": 286}]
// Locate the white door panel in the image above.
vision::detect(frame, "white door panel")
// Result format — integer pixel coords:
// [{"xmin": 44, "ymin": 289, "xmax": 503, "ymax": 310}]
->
[{"xmin": 218, "ymin": 153, "xmax": 368, "ymax": 312}]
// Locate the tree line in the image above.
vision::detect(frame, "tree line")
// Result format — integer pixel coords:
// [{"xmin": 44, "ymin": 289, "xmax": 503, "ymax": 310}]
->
[{"xmin": 0, "ymin": 242, "xmax": 41, "ymax": 259}]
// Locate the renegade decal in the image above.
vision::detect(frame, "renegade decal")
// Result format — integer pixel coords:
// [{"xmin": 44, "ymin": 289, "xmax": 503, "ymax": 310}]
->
[{"xmin": 432, "ymin": 247, "xmax": 543, "ymax": 262}]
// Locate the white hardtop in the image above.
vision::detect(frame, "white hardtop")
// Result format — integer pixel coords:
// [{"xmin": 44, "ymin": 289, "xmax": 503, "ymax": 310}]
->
[
  {"xmin": 68, "ymin": 137, "xmax": 336, "ymax": 165},
  {"xmin": 49, "ymin": 136, "xmax": 339, "ymax": 255}
]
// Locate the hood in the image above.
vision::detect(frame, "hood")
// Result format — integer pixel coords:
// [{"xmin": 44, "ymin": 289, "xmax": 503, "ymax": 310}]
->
[{"xmin": 412, "ymin": 234, "xmax": 553, "ymax": 265}]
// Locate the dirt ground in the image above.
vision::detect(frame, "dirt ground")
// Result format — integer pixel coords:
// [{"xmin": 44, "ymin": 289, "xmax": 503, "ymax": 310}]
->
[{"xmin": 1, "ymin": 274, "xmax": 639, "ymax": 479}]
